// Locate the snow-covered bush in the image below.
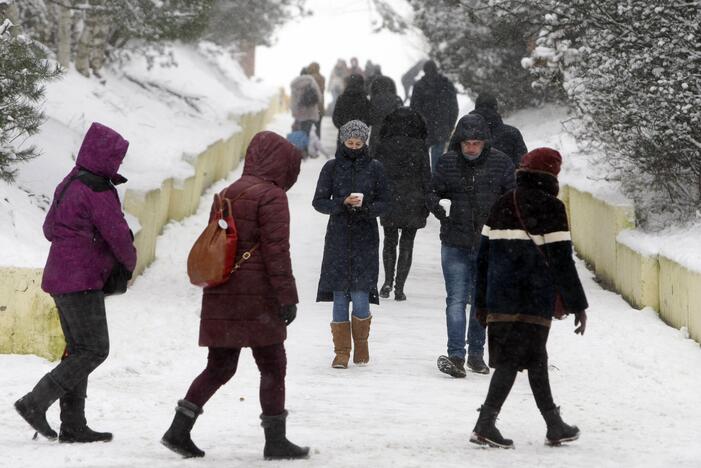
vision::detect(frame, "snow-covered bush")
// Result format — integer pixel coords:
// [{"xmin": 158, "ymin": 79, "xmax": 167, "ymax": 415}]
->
[
  {"xmin": 522, "ymin": 1, "xmax": 701, "ymax": 223},
  {"xmin": 408, "ymin": 0, "xmax": 545, "ymax": 112},
  {"xmin": 0, "ymin": 6, "xmax": 59, "ymax": 182}
]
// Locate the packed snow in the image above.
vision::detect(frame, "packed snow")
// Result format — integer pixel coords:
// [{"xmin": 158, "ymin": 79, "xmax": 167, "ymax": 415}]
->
[{"xmin": 2, "ymin": 115, "xmax": 700, "ymax": 468}]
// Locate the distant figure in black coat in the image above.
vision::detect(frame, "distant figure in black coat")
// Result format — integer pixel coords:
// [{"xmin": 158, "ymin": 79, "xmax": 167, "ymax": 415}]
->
[
  {"xmin": 469, "ymin": 147, "xmax": 587, "ymax": 449},
  {"xmin": 313, "ymin": 120, "xmax": 389, "ymax": 370},
  {"xmin": 374, "ymin": 107, "xmax": 431, "ymax": 301},
  {"xmin": 368, "ymin": 76, "xmax": 403, "ymax": 155},
  {"xmin": 410, "ymin": 60, "xmax": 459, "ymax": 173},
  {"xmin": 470, "ymin": 93, "xmax": 528, "ymax": 166},
  {"xmin": 332, "ymin": 74, "xmax": 371, "ymax": 129}
]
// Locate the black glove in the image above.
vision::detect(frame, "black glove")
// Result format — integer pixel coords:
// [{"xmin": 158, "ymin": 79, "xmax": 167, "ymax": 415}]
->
[
  {"xmin": 279, "ymin": 304, "xmax": 297, "ymax": 326},
  {"xmin": 434, "ymin": 206, "xmax": 448, "ymax": 221}
]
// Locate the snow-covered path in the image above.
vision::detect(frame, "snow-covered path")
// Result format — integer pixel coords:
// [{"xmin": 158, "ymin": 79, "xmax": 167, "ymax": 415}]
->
[{"xmin": 2, "ymin": 113, "xmax": 700, "ymax": 468}]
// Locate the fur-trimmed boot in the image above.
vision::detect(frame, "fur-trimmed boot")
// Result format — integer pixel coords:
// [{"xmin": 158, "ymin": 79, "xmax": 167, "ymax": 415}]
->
[
  {"xmin": 542, "ymin": 407, "xmax": 580, "ymax": 446},
  {"xmin": 469, "ymin": 405, "xmax": 514, "ymax": 449},
  {"xmin": 161, "ymin": 399, "xmax": 205, "ymax": 458},
  {"xmin": 14, "ymin": 374, "xmax": 65, "ymax": 440},
  {"xmin": 351, "ymin": 315, "xmax": 372, "ymax": 365},
  {"xmin": 260, "ymin": 410, "xmax": 310, "ymax": 460},
  {"xmin": 330, "ymin": 321, "xmax": 352, "ymax": 369}
]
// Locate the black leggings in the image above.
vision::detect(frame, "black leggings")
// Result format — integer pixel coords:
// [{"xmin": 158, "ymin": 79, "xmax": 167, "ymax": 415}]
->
[
  {"xmin": 484, "ymin": 364, "xmax": 556, "ymax": 412},
  {"xmin": 382, "ymin": 227, "xmax": 417, "ymax": 289}
]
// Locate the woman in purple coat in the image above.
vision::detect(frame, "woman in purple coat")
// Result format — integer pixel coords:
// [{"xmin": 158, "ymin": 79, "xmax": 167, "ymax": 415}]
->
[{"xmin": 14, "ymin": 123, "xmax": 137, "ymax": 443}]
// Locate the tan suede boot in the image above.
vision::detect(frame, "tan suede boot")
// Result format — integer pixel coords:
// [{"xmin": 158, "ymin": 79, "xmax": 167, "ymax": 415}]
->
[
  {"xmin": 351, "ymin": 315, "xmax": 372, "ymax": 365},
  {"xmin": 330, "ymin": 321, "xmax": 351, "ymax": 369}
]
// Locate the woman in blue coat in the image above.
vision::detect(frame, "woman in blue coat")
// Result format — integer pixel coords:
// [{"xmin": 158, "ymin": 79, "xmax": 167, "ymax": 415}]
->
[{"xmin": 312, "ymin": 120, "xmax": 389, "ymax": 369}]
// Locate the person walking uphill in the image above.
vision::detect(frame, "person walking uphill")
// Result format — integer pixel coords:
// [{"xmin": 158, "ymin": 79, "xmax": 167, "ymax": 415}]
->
[
  {"xmin": 469, "ymin": 147, "xmax": 588, "ymax": 449},
  {"xmin": 427, "ymin": 113, "xmax": 515, "ymax": 378},
  {"xmin": 410, "ymin": 60, "xmax": 459, "ymax": 173},
  {"xmin": 374, "ymin": 107, "xmax": 431, "ymax": 301},
  {"xmin": 332, "ymin": 74, "xmax": 371, "ymax": 130},
  {"xmin": 313, "ymin": 120, "xmax": 390, "ymax": 369},
  {"xmin": 161, "ymin": 132, "xmax": 309, "ymax": 461},
  {"xmin": 15, "ymin": 122, "xmax": 137, "ymax": 443},
  {"xmin": 470, "ymin": 92, "xmax": 528, "ymax": 166},
  {"xmin": 290, "ymin": 70, "xmax": 322, "ymax": 137}
]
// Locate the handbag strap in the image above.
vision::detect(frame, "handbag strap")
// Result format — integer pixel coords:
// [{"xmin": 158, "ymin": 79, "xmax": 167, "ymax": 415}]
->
[
  {"xmin": 512, "ymin": 190, "xmax": 550, "ymax": 267},
  {"xmin": 217, "ymin": 183, "xmax": 267, "ymax": 272}
]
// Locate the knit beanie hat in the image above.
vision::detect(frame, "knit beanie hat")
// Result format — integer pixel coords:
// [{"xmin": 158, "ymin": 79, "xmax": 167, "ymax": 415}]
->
[
  {"xmin": 339, "ymin": 120, "xmax": 370, "ymax": 144},
  {"xmin": 519, "ymin": 147, "xmax": 562, "ymax": 177},
  {"xmin": 475, "ymin": 92, "xmax": 498, "ymax": 111}
]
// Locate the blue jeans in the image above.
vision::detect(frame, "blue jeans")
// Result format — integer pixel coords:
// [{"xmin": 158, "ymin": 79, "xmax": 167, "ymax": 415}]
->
[
  {"xmin": 332, "ymin": 291, "xmax": 371, "ymax": 322},
  {"xmin": 441, "ymin": 245, "xmax": 485, "ymax": 359},
  {"xmin": 430, "ymin": 142, "xmax": 446, "ymax": 173}
]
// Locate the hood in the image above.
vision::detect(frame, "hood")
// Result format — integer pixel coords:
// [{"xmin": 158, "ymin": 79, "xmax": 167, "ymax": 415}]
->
[
  {"xmin": 370, "ymin": 76, "xmax": 397, "ymax": 97},
  {"xmin": 291, "ymin": 75, "xmax": 315, "ymax": 92},
  {"xmin": 470, "ymin": 106, "xmax": 503, "ymax": 131},
  {"xmin": 242, "ymin": 131, "xmax": 302, "ymax": 191},
  {"xmin": 516, "ymin": 170, "xmax": 559, "ymax": 196},
  {"xmin": 423, "ymin": 60, "xmax": 438, "ymax": 77},
  {"xmin": 345, "ymin": 74, "xmax": 365, "ymax": 92},
  {"xmin": 448, "ymin": 114, "xmax": 491, "ymax": 153},
  {"xmin": 380, "ymin": 107, "xmax": 427, "ymax": 141},
  {"xmin": 475, "ymin": 92, "xmax": 498, "ymax": 111},
  {"xmin": 75, "ymin": 122, "xmax": 129, "ymax": 178},
  {"xmin": 307, "ymin": 62, "xmax": 320, "ymax": 74}
]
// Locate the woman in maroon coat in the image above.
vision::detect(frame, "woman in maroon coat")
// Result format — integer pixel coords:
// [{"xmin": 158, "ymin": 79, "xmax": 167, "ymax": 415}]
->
[{"xmin": 161, "ymin": 132, "xmax": 309, "ymax": 461}]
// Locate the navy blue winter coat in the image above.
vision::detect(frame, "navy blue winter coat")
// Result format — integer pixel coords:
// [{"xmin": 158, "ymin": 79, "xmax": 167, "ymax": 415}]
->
[{"xmin": 313, "ymin": 145, "xmax": 390, "ymax": 303}]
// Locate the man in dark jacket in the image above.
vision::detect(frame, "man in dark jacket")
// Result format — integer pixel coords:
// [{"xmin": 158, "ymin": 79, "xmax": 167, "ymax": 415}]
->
[
  {"xmin": 427, "ymin": 114, "xmax": 515, "ymax": 378},
  {"xmin": 470, "ymin": 93, "xmax": 527, "ymax": 166},
  {"xmin": 410, "ymin": 60, "xmax": 459, "ymax": 173}
]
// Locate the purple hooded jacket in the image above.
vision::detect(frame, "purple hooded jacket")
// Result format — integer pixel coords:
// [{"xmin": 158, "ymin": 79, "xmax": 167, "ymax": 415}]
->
[{"xmin": 41, "ymin": 123, "xmax": 137, "ymax": 295}]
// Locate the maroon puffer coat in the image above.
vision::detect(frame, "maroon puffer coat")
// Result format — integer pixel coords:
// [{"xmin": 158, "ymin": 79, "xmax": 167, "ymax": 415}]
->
[{"xmin": 198, "ymin": 131, "xmax": 302, "ymax": 348}]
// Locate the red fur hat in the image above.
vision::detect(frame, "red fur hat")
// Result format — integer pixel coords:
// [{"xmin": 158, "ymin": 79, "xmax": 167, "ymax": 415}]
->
[{"xmin": 519, "ymin": 147, "xmax": 562, "ymax": 176}]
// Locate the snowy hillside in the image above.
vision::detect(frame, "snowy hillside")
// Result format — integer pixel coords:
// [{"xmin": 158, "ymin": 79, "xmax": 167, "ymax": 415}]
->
[{"xmin": 0, "ymin": 43, "xmax": 277, "ymax": 268}]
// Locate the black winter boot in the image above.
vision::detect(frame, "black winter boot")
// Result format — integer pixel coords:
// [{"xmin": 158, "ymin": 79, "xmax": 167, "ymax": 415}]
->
[
  {"xmin": 469, "ymin": 405, "xmax": 514, "ymax": 449},
  {"xmin": 260, "ymin": 410, "xmax": 310, "ymax": 460},
  {"xmin": 58, "ymin": 378, "xmax": 112, "ymax": 443},
  {"xmin": 379, "ymin": 283, "xmax": 393, "ymax": 299},
  {"xmin": 14, "ymin": 374, "xmax": 65, "ymax": 440},
  {"xmin": 467, "ymin": 354, "xmax": 490, "ymax": 375},
  {"xmin": 542, "ymin": 407, "xmax": 580, "ymax": 446},
  {"xmin": 161, "ymin": 400, "xmax": 205, "ymax": 458},
  {"xmin": 437, "ymin": 355, "xmax": 466, "ymax": 378}
]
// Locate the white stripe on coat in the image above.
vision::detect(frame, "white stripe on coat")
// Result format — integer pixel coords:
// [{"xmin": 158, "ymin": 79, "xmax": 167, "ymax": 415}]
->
[{"xmin": 481, "ymin": 226, "xmax": 571, "ymax": 245}]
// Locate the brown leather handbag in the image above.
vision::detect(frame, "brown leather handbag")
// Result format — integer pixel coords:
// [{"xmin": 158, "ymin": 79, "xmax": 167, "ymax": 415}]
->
[{"xmin": 187, "ymin": 186, "xmax": 259, "ymax": 288}]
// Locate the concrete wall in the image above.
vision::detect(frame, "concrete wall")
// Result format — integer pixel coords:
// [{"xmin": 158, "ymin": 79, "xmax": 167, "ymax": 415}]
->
[
  {"xmin": 564, "ymin": 186, "xmax": 700, "ymax": 345},
  {"xmin": 0, "ymin": 96, "xmax": 284, "ymax": 361}
]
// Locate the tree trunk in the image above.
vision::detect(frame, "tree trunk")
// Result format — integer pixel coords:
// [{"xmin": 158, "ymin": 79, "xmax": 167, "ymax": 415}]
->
[{"xmin": 56, "ymin": 4, "xmax": 72, "ymax": 68}]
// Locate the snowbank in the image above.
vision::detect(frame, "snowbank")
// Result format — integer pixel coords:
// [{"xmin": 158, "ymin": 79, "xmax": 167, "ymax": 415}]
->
[{"xmin": 1, "ymin": 42, "xmax": 277, "ymax": 268}]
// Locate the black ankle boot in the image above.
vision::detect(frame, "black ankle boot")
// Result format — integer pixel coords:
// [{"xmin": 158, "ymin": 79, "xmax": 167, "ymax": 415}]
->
[
  {"xmin": 542, "ymin": 407, "xmax": 580, "ymax": 446},
  {"xmin": 14, "ymin": 374, "xmax": 64, "ymax": 440},
  {"xmin": 469, "ymin": 405, "xmax": 514, "ymax": 448},
  {"xmin": 394, "ymin": 288, "xmax": 406, "ymax": 301},
  {"xmin": 161, "ymin": 400, "xmax": 205, "ymax": 458},
  {"xmin": 379, "ymin": 283, "xmax": 392, "ymax": 299},
  {"xmin": 59, "ymin": 425, "xmax": 112, "ymax": 443},
  {"xmin": 260, "ymin": 410, "xmax": 310, "ymax": 460}
]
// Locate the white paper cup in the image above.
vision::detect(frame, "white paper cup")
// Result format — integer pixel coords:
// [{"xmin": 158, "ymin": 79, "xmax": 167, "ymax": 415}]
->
[
  {"xmin": 439, "ymin": 199, "xmax": 452, "ymax": 217},
  {"xmin": 351, "ymin": 192, "xmax": 364, "ymax": 207}
]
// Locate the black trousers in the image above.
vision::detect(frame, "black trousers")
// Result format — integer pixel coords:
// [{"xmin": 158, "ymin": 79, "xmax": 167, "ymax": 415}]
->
[
  {"xmin": 50, "ymin": 291, "xmax": 110, "ymax": 415},
  {"xmin": 382, "ymin": 227, "xmax": 417, "ymax": 290}
]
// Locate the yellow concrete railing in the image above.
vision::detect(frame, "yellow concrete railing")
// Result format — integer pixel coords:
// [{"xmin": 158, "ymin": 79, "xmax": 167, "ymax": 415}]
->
[
  {"xmin": 0, "ymin": 93, "xmax": 285, "ymax": 361},
  {"xmin": 564, "ymin": 186, "xmax": 700, "ymax": 344}
]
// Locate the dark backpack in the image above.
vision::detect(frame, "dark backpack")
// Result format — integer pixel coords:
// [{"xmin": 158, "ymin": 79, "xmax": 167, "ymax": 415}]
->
[{"xmin": 300, "ymin": 84, "xmax": 319, "ymax": 107}]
